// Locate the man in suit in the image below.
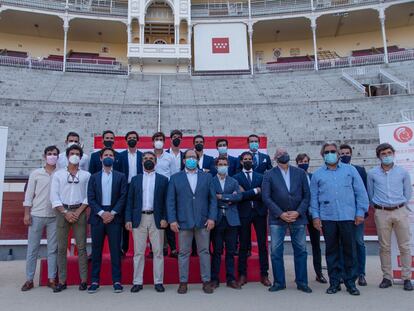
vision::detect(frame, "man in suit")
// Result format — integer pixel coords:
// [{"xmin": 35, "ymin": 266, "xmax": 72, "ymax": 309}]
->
[
  {"xmin": 215, "ymin": 138, "xmax": 238, "ymax": 177},
  {"xmin": 339, "ymin": 143, "xmax": 368, "ymax": 286},
  {"xmin": 263, "ymin": 148, "xmax": 312, "ymax": 293},
  {"xmin": 210, "ymin": 156, "xmax": 242, "ymax": 289},
  {"xmin": 233, "ymin": 151, "xmax": 271, "ymax": 287},
  {"xmin": 125, "ymin": 151, "xmax": 169, "ymax": 293},
  {"xmin": 167, "ymin": 149, "xmax": 217, "ymax": 294},
  {"xmin": 87, "ymin": 147, "xmax": 128, "ymax": 294},
  {"xmin": 89, "ymin": 130, "xmax": 121, "ymax": 175},
  {"xmin": 296, "ymin": 153, "xmax": 327, "ymax": 284},
  {"xmin": 238, "ymin": 134, "xmax": 272, "ymax": 174},
  {"xmin": 118, "ymin": 131, "xmax": 143, "ymax": 255},
  {"xmin": 56, "ymin": 132, "xmax": 89, "ymax": 171},
  {"xmin": 193, "ymin": 135, "xmax": 216, "ymax": 174}
]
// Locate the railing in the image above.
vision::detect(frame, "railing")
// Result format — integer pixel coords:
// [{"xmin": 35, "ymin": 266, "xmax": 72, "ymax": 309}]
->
[
  {"xmin": 401, "ymin": 109, "xmax": 414, "ymax": 121},
  {"xmin": 128, "ymin": 44, "xmax": 192, "ymax": 59},
  {"xmin": 341, "ymin": 71, "xmax": 366, "ymax": 93}
]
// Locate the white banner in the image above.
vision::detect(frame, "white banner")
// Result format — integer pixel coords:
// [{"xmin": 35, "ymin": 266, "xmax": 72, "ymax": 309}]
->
[
  {"xmin": 0, "ymin": 126, "xmax": 8, "ymax": 227},
  {"xmin": 194, "ymin": 23, "xmax": 249, "ymax": 71},
  {"xmin": 378, "ymin": 121, "xmax": 414, "ymax": 281}
]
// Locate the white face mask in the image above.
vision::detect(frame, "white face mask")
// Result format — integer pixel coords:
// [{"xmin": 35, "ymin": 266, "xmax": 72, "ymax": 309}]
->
[
  {"xmin": 68, "ymin": 155, "xmax": 80, "ymax": 165},
  {"xmin": 154, "ymin": 140, "xmax": 164, "ymax": 150},
  {"xmin": 67, "ymin": 142, "xmax": 78, "ymax": 148}
]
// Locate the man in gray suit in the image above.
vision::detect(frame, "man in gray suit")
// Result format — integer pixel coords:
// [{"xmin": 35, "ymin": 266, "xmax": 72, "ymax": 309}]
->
[{"xmin": 167, "ymin": 149, "xmax": 217, "ymax": 294}]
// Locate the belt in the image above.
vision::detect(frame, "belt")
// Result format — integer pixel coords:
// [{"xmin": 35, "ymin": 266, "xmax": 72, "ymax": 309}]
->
[
  {"xmin": 142, "ymin": 211, "xmax": 154, "ymax": 215},
  {"xmin": 63, "ymin": 204, "xmax": 81, "ymax": 210},
  {"xmin": 374, "ymin": 203, "xmax": 404, "ymax": 211}
]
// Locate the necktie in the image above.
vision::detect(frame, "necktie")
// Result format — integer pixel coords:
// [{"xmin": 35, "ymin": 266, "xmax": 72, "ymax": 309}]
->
[
  {"xmin": 246, "ymin": 171, "xmax": 252, "ymax": 186},
  {"xmin": 253, "ymin": 153, "xmax": 258, "ymax": 168}
]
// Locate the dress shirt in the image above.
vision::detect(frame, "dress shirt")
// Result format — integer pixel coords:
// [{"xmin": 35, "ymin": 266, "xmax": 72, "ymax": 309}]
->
[
  {"xmin": 310, "ymin": 162, "xmax": 369, "ymax": 221},
  {"xmin": 278, "ymin": 165, "xmax": 291, "ymax": 192},
  {"xmin": 185, "ymin": 169, "xmax": 198, "ymax": 193},
  {"xmin": 50, "ymin": 168, "xmax": 90, "ymax": 208},
  {"xmin": 101, "ymin": 170, "xmax": 112, "ymax": 206},
  {"xmin": 57, "ymin": 152, "xmax": 89, "ymax": 171},
  {"xmin": 142, "ymin": 171, "xmax": 156, "ymax": 211},
  {"xmin": 127, "ymin": 149, "xmax": 138, "ymax": 183},
  {"xmin": 367, "ymin": 165, "xmax": 412, "ymax": 207},
  {"xmin": 198, "ymin": 154, "xmax": 204, "ymax": 170},
  {"xmin": 306, "ymin": 174, "xmax": 310, "ymax": 186},
  {"xmin": 218, "ymin": 175, "xmax": 226, "ymax": 192},
  {"xmin": 169, "ymin": 148, "xmax": 182, "ymax": 174},
  {"xmin": 23, "ymin": 167, "xmax": 57, "ymax": 217},
  {"xmin": 155, "ymin": 151, "xmax": 177, "ymax": 179}
]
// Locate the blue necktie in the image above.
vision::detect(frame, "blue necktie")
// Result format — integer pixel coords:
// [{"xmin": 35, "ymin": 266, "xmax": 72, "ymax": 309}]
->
[{"xmin": 253, "ymin": 153, "xmax": 258, "ymax": 168}]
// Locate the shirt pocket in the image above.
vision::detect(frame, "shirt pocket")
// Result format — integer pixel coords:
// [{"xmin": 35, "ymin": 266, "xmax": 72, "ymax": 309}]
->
[{"xmin": 344, "ymin": 174, "xmax": 353, "ymax": 188}]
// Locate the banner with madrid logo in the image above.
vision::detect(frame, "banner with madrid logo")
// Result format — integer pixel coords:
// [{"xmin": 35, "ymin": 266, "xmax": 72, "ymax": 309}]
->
[
  {"xmin": 378, "ymin": 121, "xmax": 414, "ymax": 281},
  {"xmin": 193, "ymin": 23, "xmax": 249, "ymax": 71}
]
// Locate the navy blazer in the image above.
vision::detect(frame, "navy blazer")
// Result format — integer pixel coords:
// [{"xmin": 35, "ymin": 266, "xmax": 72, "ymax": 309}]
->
[
  {"xmin": 125, "ymin": 173, "xmax": 169, "ymax": 229},
  {"xmin": 237, "ymin": 151, "xmax": 272, "ymax": 174},
  {"xmin": 262, "ymin": 166, "xmax": 310, "ymax": 226},
  {"xmin": 233, "ymin": 171, "xmax": 267, "ymax": 218},
  {"xmin": 167, "ymin": 170, "xmax": 217, "ymax": 229},
  {"xmin": 166, "ymin": 149, "xmax": 184, "ymax": 171},
  {"xmin": 213, "ymin": 175, "xmax": 242, "ymax": 226},
  {"xmin": 118, "ymin": 149, "xmax": 143, "ymax": 182},
  {"xmin": 213, "ymin": 155, "xmax": 239, "ymax": 177},
  {"xmin": 353, "ymin": 164, "xmax": 367, "ymax": 190},
  {"xmin": 89, "ymin": 150, "xmax": 122, "ymax": 175},
  {"xmin": 200, "ymin": 153, "xmax": 217, "ymax": 175},
  {"xmin": 87, "ymin": 170, "xmax": 128, "ymax": 225}
]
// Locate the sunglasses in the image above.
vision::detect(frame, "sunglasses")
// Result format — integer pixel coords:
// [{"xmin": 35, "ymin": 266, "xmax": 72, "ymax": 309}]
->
[
  {"xmin": 67, "ymin": 174, "xmax": 80, "ymax": 184},
  {"xmin": 323, "ymin": 150, "xmax": 337, "ymax": 155}
]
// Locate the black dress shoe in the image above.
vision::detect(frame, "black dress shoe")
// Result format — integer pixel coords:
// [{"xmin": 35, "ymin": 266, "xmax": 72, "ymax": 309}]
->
[
  {"xmin": 131, "ymin": 284, "xmax": 143, "ymax": 293},
  {"xmin": 347, "ymin": 287, "xmax": 360, "ymax": 296},
  {"xmin": 53, "ymin": 283, "xmax": 67, "ymax": 293},
  {"xmin": 326, "ymin": 285, "xmax": 341, "ymax": 294},
  {"xmin": 358, "ymin": 275, "xmax": 367, "ymax": 286},
  {"xmin": 155, "ymin": 284, "xmax": 165, "ymax": 292},
  {"xmin": 403, "ymin": 280, "xmax": 413, "ymax": 291},
  {"xmin": 268, "ymin": 284, "xmax": 286, "ymax": 292},
  {"xmin": 316, "ymin": 274, "xmax": 327, "ymax": 284},
  {"xmin": 79, "ymin": 282, "xmax": 87, "ymax": 291},
  {"xmin": 379, "ymin": 278, "xmax": 392, "ymax": 289},
  {"xmin": 297, "ymin": 285, "xmax": 312, "ymax": 293}
]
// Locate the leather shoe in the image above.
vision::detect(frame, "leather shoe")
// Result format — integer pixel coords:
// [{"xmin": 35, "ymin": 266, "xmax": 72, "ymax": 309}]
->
[
  {"xmin": 297, "ymin": 285, "xmax": 312, "ymax": 293},
  {"xmin": 210, "ymin": 280, "xmax": 220, "ymax": 289},
  {"xmin": 358, "ymin": 275, "xmax": 367, "ymax": 286},
  {"xmin": 227, "ymin": 280, "xmax": 241, "ymax": 289},
  {"xmin": 177, "ymin": 282, "xmax": 188, "ymax": 294},
  {"xmin": 53, "ymin": 283, "xmax": 67, "ymax": 293},
  {"xmin": 316, "ymin": 274, "xmax": 327, "ymax": 284},
  {"xmin": 403, "ymin": 280, "xmax": 413, "ymax": 291},
  {"xmin": 21, "ymin": 281, "xmax": 34, "ymax": 292},
  {"xmin": 347, "ymin": 287, "xmax": 360, "ymax": 296},
  {"xmin": 238, "ymin": 275, "xmax": 247, "ymax": 287},
  {"xmin": 268, "ymin": 283, "xmax": 286, "ymax": 292},
  {"xmin": 131, "ymin": 284, "xmax": 143, "ymax": 293},
  {"xmin": 260, "ymin": 276, "xmax": 271, "ymax": 287},
  {"xmin": 79, "ymin": 282, "xmax": 87, "ymax": 291},
  {"xmin": 202, "ymin": 282, "xmax": 214, "ymax": 294},
  {"xmin": 326, "ymin": 285, "xmax": 341, "ymax": 294},
  {"xmin": 169, "ymin": 250, "xmax": 178, "ymax": 258},
  {"xmin": 155, "ymin": 284, "xmax": 165, "ymax": 292},
  {"xmin": 379, "ymin": 278, "xmax": 392, "ymax": 289},
  {"xmin": 47, "ymin": 280, "xmax": 57, "ymax": 290}
]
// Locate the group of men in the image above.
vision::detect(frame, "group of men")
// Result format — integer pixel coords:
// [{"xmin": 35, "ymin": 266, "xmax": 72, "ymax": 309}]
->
[{"xmin": 21, "ymin": 129, "xmax": 413, "ymax": 295}]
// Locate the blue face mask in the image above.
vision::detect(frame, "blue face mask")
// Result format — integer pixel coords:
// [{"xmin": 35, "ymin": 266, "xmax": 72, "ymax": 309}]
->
[
  {"xmin": 381, "ymin": 155, "xmax": 394, "ymax": 165},
  {"xmin": 340, "ymin": 155, "xmax": 352, "ymax": 164},
  {"xmin": 324, "ymin": 153, "xmax": 338, "ymax": 165},
  {"xmin": 249, "ymin": 142, "xmax": 259, "ymax": 152},
  {"xmin": 185, "ymin": 158, "xmax": 198, "ymax": 170},
  {"xmin": 102, "ymin": 157, "xmax": 114, "ymax": 167},
  {"xmin": 217, "ymin": 166, "xmax": 228, "ymax": 175},
  {"xmin": 217, "ymin": 147, "xmax": 227, "ymax": 155},
  {"xmin": 298, "ymin": 163, "xmax": 309, "ymax": 171}
]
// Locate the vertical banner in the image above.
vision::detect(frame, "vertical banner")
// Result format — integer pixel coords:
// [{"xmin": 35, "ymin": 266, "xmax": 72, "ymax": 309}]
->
[
  {"xmin": 378, "ymin": 121, "xmax": 414, "ymax": 281},
  {"xmin": 0, "ymin": 126, "xmax": 8, "ymax": 227}
]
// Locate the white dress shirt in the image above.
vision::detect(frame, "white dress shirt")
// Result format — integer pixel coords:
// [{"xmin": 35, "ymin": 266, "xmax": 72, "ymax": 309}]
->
[
  {"xmin": 57, "ymin": 152, "xmax": 90, "ymax": 171},
  {"xmin": 218, "ymin": 175, "xmax": 226, "ymax": 192},
  {"xmin": 185, "ymin": 169, "xmax": 198, "ymax": 193},
  {"xmin": 155, "ymin": 151, "xmax": 177, "ymax": 179},
  {"xmin": 142, "ymin": 171, "xmax": 156, "ymax": 211},
  {"xmin": 198, "ymin": 154, "xmax": 204, "ymax": 170},
  {"xmin": 169, "ymin": 148, "xmax": 182, "ymax": 174},
  {"xmin": 50, "ymin": 168, "xmax": 90, "ymax": 208},
  {"xmin": 127, "ymin": 149, "xmax": 138, "ymax": 183},
  {"xmin": 101, "ymin": 170, "xmax": 112, "ymax": 206},
  {"xmin": 278, "ymin": 165, "xmax": 291, "ymax": 192}
]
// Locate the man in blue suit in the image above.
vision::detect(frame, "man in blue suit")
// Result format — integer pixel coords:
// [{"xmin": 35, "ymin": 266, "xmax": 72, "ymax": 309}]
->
[
  {"xmin": 238, "ymin": 134, "xmax": 272, "ymax": 174},
  {"xmin": 263, "ymin": 148, "xmax": 312, "ymax": 293},
  {"xmin": 233, "ymin": 151, "xmax": 271, "ymax": 287},
  {"xmin": 167, "ymin": 149, "xmax": 217, "ymax": 294},
  {"xmin": 89, "ymin": 130, "xmax": 122, "ymax": 175},
  {"xmin": 193, "ymin": 135, "xmax": 216, "ymax": 175},
  {"xmin": 87, "ymin": 147, "xmax": 128, "ymax": 294},
  {"xmin": 214, "ymin": 138, "xmax": 238, "ymax": 177},
  {"xmin": 125, "ymin": 151, "xmax": 169, "ymax": 293},
  {"xmin": 210, "ymin": 156, "xmax": 242, "ymax": 289}
]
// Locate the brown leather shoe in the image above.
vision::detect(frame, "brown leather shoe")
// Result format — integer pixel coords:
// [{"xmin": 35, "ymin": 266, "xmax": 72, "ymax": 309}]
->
[
  {"xmin": 227, "ymin": 280, "xmax": 241, "ymax": 289},
  {"xmin": 261, "ymin": 276, "xmax": 271, "ymax": 287},
  {"xmin": 177, "ymin": 282, "xmax": 188, "ymax": 294},
  {"xmin": 210, "ymin": 280, "xmax": 220, "ymax": 289},
  {"xmin": 238, "ymin": 275, "xmax": 247, "ymax": 286},
  {"xmin": 21, "ymin": 281, "xmax": 34, "ymax": 292},
  {"xmin": 202, "ymin": 282, "xmax": 214, "ymax": 294},
  {"xmin": 47, "ymin": 280, "xmax": 56, "ymax": 290}
]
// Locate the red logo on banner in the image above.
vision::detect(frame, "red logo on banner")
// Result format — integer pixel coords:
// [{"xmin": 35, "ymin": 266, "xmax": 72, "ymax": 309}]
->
[
  {"xmin": 212, "ymin": 38, "xmax": 230, "ymax": 54},
  {"xmin": 393, "ymin": 126, "xmax": 413, "ymax": 143}
]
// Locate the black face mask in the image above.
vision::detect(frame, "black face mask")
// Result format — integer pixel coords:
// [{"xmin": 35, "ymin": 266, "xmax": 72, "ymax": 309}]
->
[
  {"xmin": 195, "ymin": 143, "xmax": 204, "ymax": 152},
  {"xmin": 143, "ymin": 160, "xmax": 155, "ymax": 171},
  {"xmin": 243, "ymin": 161, "xmax": 253, "ymax": 171},
  {"xmin": 103, "ymin": 140, "xmax": 114, "ymax": 148},
  {"xmin": 127, "ymin": 139, "xmax": 137, "ymax": 148},
  {"xmin": 172, "ymin": 138, "xmax": 181, "ymax": 147},
  {"xmin": 277, "ymin": 154, "xmax": 290, "ymax": 164}
]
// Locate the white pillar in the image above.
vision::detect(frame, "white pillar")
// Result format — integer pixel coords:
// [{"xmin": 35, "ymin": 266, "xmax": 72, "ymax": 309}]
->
[
  {"xmin": 140, "ymin": 24, "xmax": 145, "ymax": 44},
  {"xmin": 379, "ymin": 9, "xmax": 389, "ymax": 64},
  {"xmin": 63, "ymin": 17, "xmax": 69, "ymax": 72},
  {"xmin": 311, "ymin": 18, "xmax": 318, "ymax": 71},
  {"xmin": 248, "ymin": 23, "xmax": 254, "ymax": 75},
  {"xmin": 187, "ymin": 24, "xmax": 192, "ymax": 45},
  {"xmin": 175, "ymin": 25, "xmax": 180, "ymax": 45},
  {"xmin": 311, "ymin": 0, "xmax": 314, "ymax": 11},
  {"xmin": 127, "ymin": 23, "xmax": 131, "ymax": 44}
]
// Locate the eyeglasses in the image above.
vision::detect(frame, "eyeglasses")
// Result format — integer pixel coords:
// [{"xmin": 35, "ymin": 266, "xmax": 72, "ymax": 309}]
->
[
  {"xmin": 323, "ymin": 150, "xmax": 337, "ymax": 155},
  {"xmin": 67, "ymin": 173, "xmax": 79, "ymax": 184}
]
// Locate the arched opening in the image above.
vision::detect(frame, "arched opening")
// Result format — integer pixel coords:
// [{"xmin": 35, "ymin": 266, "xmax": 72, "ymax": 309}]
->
[
  {"xmin": 179, "ymin": 19, "xmax": 188, "ymax": 44},
  {"xmin": 131, "ymin": 18, "xmax": 140, "ymax": 43},
  {"xmin": 144, "ymin": 1, "xmax": 175, "ymax": 44}
]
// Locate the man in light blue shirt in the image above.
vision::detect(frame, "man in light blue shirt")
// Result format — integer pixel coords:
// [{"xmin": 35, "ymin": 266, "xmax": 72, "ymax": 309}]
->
[{"xmin": 310, "ymin": 142, "xmax": 368, "ymax": 296}]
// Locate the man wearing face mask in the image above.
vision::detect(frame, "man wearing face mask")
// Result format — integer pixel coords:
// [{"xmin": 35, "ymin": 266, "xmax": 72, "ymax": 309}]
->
[
  {"xmin": 233, "ymin": 152, "xmax": 271, "ymax": 287},
  {"xmin": 310, "ymin": 142, "xmax": 368, "ymax": 296},
  {"xmin": 57, "ymin": 132, "xmax": 89, "ymax": 171},
  {"xmin": 167, "ymin": 149, "xmax": 217, "ymax": 294},
  {"xmin": 193, "ymin": 135, "xmax": 215, "ymax": 174},
  {"xmin": 263, "ymin": 148, "xmax": 311, "ymax": 293},
  {"xmin": 215, "ymin": 138, "xmax": 238, "ymax": 177},
  {"xmin": 125, "ymin": 152, "xmax": 169, "ymax": 293},
  {"xmin": 238, "ymin": 134, "xmax": 272, "ymax": 174},
  {"xmin": 210, "ymin": 156, "xmax": 242, "ymax": 290},
  {"xmin": 89, "ymin": 130, "xmax": 121, "ymax": 175},
  {"xmin": 166, "ymin": 129, "xmax": 184, "ymax": 172},
  {"xmin": 21, "ymin": 146, "xmax": 60, "ymax": 292},
  {"xmin": 50, "ymin": 144, "xmax": 91, "ymax": 293},
  {"xmin": 152, "ymin": 132, "xmax": 176, "ymax": 179},
  {"xmin": 295, "ymin": 153, "xmax": 327, "ymax": 284},
  {"xmin": 87, "ymin": 148, "xmax": 128, "ymax": 294},
  {"xmin": 368, "ymin": 143, "xmax": 413, "ymax": 291}
]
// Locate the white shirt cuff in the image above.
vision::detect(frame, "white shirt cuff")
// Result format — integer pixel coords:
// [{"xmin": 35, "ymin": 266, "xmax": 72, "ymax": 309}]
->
[
  {"xmin": 111, "ymin": 210, "xmax": 117, "ymax": 215},
  {"xmin": 52, "ymin": 201, "xmax": 63, "ymax": 208},
  {"xmin": 98, "ymin": 210, "xmax": 104, "ymax": 217},
  {"xmin": 253, "ymin": 188, "xmax": 258, "ymax": 195}
]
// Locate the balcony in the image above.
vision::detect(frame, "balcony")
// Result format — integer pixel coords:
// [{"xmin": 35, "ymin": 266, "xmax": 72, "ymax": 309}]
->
[{"xmin": 128, "ymin": 44, "xmax": 191, "ymax": 60}]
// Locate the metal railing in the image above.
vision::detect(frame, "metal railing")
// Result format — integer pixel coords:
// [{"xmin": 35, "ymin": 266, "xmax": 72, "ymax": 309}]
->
[{"xmin": 401, "ymin": 109, "xmax": 414, "ymax": 121}]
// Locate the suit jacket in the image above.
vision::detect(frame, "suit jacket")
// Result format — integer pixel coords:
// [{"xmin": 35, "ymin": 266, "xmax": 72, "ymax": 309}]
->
[
  {"xmin": 233, "ymin": 171, "xmax": 267, "ymax": 218},
  {"xmin": 213, "ymin": 155, "xmax": 239, "ymax": 177},
  {"xmin": 89, "ymin": 150, "xmax": 122, "ymax": 175},
  {"xmin": 353, "ymin": 164, "xmax": 367, "ymax": 190},
  {"xmin": 213, "ymin": 175, "xmax": 242, "ymax": 226},
  {"xmin": 262, "ymin": 166, "xmax": 310, "ymax": 226},
  {"xmin": 87, "ymin": 170, "xmax": 128, "ymax": 225},
  {"xmin": 167, "ymin": 170, "xmax": 217, "ymax": 229},
  {"xmin": 118, "ymin": 149, "xmax": 143, "ymax": 182},
  {"xmin": 237, "ymin": 151, "xmax": 272, "ymax": 174},
  {"xmin": 166, "ymin": 149, "xmax": 185, "ymax": 171},
  {"xmin": 200, "ymin": 153, "xmax": 216, "ymax": 175},
  {"xmin": 125, "ymin": 173, "xmax": 169, "ymax": 229}
]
